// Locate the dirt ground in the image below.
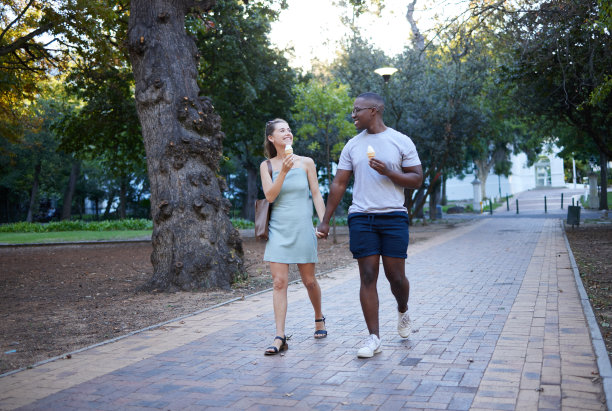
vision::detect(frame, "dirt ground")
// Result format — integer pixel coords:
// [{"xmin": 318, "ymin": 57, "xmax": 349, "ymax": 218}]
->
[
  {"xmin": 565, "ymin": 222, "xmax": 612, "ymax": 361},
  {"xmin": 0, "ymin": 220, "xmax": 610, "ymax": 375}
]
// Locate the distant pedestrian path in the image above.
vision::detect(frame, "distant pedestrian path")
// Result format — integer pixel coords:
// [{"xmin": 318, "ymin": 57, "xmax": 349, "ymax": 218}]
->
[{"xmin": 489, "ymin": 187, "xmax": 603, "ymax": 219}]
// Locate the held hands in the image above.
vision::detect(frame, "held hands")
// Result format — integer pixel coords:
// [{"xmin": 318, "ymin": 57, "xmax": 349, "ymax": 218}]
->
[
  {"xmin": 316, "ymin": 222, "xmax": 330, "ymax": 239},
  {"xmin": 369, "ymin": 158, "xmax": 388, "ymax": 175}
]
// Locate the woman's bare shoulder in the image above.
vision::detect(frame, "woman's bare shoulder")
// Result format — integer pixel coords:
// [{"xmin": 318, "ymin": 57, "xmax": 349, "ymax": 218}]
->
[{"xmin": 299, "ymin": 156, "xmax": 316, "ymax": 166}]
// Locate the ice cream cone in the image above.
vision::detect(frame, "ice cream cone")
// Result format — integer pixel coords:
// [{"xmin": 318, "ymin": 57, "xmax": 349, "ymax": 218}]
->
[
  {"xmin": 367, "ymin": 145, "xmax": 375, "ymax": 159},
  {"xmin": 285, "ymin": 144, "xmax": 293, "ymax": 155}
]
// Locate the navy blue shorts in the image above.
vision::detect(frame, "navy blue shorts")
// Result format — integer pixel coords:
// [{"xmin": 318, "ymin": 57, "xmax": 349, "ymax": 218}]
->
[{"xmin": 347, "ymin": 212, "xmax": 409, "ymax": 259}]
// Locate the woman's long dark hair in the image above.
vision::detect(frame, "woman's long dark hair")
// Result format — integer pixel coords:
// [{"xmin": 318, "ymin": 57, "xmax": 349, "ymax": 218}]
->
[{"xmin": 263, "ymin": 118, "xmax": 287, "ymax": 159}]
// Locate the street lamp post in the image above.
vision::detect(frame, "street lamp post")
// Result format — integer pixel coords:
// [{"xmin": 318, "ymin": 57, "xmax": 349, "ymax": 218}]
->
[{"xmin": 374, "ymin": 67, "xmax": 398, "ymax": 127}]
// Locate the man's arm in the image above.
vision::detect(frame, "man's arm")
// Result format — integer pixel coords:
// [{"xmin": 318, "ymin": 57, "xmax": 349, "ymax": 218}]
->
[
  {"xmin": 369, "ymin": 160, "xmax": 423, "ymax": 189},
  {"xmin": 317, "ymin": 169, "xmax": 352, "ymax": 238}
]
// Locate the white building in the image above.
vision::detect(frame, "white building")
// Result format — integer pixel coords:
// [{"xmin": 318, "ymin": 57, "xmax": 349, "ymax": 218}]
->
[{"xmin": 445, "ymin": 145, "xmax": 566, "ymax": 201}]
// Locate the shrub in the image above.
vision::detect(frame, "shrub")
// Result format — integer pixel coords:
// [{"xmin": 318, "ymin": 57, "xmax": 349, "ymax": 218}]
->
[
  {"xmin": 231, "ymin": 218, "xmax": 254, "ymax": 229},
  {"xmin": 0, "ymin": 219, "xmax": 153, "ymax": 233}
]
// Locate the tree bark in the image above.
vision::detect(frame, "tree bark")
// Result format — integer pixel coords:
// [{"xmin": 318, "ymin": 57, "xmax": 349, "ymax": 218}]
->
[
  {"xmin": 26, "ymin": 161, "xmax": 41, "ymax": 222},
  {"xmin": 128, "ymin": 0, "xmax": 243, "ymax": 291},
  {"xmin": 61, "ymin": 160, "xmax": 80, "ymax": 221},
  {"xmin": 104, "ymin": 190, "xmax": 115, "ymax": 218},
  {"xmin": 119, "ymin": 176, "xmax": 127, "ymax": 219},
  {"xmin": 428, "ymin": 179, "xmax": 441, "ymax": 220},
  {"xmin": 406, "ymin": 0, "xmax": 425, "ymax": 52},
  {"xmin": 474, "ymin": 158, "xmax": 493, "ymax": 201},
  {"xmin": 244, "ymin": 166, "xmax": 257, "ymax": 221}
]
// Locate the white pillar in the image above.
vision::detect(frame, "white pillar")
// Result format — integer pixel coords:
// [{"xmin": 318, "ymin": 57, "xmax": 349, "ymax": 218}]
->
[
  {"xmin": 472, "ymin": 178, "xmax": 482, "ymax": 213},
  {"xmin": 572, "ymin": 158, "xmax": 577, "ymax": 189}
]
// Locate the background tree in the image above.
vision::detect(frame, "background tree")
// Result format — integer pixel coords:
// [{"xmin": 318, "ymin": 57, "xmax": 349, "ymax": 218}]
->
[
  {"xmin": 0, "ymin": 90, "xmax": 73, "ymax": 222},
  {"xmin": 501, "ymin": 0, "xmax": 611, "ymax": 209},
  {"xmin": 0, "ymin": 1, "xmax": 127, "ymax": 140},
  {"xmin": 190, "ymin": 0, "xmax": 295, "ymax": 221},
  {"xmin": 292, "ymin": 79, "xmax": 354, "ymax": 241},
  {"xmin": 128, "ymin": 0, "xmax": 243, "ymax": 291},
  {"xmin": 52, "ymin": 66, "xmax": 146, "ymax": 219}
]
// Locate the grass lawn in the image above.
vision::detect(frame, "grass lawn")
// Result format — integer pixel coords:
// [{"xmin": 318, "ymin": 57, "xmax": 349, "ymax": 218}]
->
[{"xmin": 0, "ymin": 230, "xmax": 152, "ymax": 244}]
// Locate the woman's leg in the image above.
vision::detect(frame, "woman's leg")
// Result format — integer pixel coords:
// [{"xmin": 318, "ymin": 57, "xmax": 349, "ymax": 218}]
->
[
  {"xmin": 297, "ymin": 263, "xmax": 325, "ymax": 332},
  {"xmin": 268, "ymin": 262, "xmax": 289, "ymax": 351}
]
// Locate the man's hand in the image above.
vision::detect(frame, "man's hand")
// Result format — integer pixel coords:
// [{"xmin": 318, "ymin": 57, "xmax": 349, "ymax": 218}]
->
[
  {"xmin": 369, "ymin": 158, "xmax": 388, "ymax": 175},
  {"xmin": 316, "ymin": 222, "xmax": 330, "ymax": 239}
]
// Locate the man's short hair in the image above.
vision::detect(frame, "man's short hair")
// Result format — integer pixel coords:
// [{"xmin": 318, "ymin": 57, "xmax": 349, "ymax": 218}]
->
[{"xmin": 357, "ymin": 92, "xmax": 385, "ymax": 111}]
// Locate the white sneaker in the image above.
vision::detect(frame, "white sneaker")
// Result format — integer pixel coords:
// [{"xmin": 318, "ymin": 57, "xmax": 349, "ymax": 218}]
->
[
  {"xmin": 357, "ymin": 334, "xmax": 382, "ymax": 358},
  {"xmin": 398, "ymin": 309, "xmax": 412, "ymax": 338}
]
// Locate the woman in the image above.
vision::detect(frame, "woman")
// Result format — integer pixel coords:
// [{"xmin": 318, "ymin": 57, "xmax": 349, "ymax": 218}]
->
[{"xmin": 260, "ymin": 118, "xmax": 327, "ymax": 355}]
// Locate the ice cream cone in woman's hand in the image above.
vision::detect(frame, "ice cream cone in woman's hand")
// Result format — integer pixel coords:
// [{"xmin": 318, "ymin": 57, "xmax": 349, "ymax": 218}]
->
[{"xmin": 285, "ymin": 144, "xmax": 293, "ymax": 155}]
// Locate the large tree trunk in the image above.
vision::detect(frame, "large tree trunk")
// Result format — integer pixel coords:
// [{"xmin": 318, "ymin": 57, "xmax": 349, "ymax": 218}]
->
[
  {"xmin": 128, "ymin": 0, "xmax": 243, "ymax": 291},
  {"xmin": 26, "ymin": 161, "xmax": 41, "ymax": 222},
  {"xmin": 61, "ymin": 160, "xmax": 80, "ymax": 221}
]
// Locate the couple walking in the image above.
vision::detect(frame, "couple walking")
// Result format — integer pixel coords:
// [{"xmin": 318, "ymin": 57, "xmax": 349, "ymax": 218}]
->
[{"xmin": 259, "ymin": 92, "xmax": 423, "ymax": 358}]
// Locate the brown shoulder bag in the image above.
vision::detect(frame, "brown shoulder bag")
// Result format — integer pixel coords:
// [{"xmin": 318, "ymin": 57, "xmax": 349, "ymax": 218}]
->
[{"xmin": 254, "ymin": 160, "xmax": 273, "ymax": 240}]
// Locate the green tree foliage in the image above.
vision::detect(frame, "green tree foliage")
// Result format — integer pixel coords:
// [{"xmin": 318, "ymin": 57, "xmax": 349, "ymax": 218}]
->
[
  {"xmin": 51, "ymin": 66, "xmax": 146, "ymax": 219},
  {"xmin": 189, "ymin": 0, "xmax": 296, "ymax": 220},
  {"xmin": 502, "ymin": 0, "xmax": 611, "ymax": 209},
  {"xmin": 442, "ymin": 18, "xmax": 542, "ymax": 200},
  {"xmin": 0, "ymin": 1, "xmax": 127, "ymax": 140},
  {"xmin": 1, "ymin": 1, "xmax": 143, "ymax": 220},
  {"xmin": 0, "ymin": 89, "xmax": 73, "ymax": 222},
  {"xmin": 292, "ymin": 79, "xmax": 354, "ymax": 194}
]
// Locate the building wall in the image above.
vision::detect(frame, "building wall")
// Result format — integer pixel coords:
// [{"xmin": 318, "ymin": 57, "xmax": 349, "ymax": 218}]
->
[{"xmin": 445, "ymin": 146, "xmax": 566, "ymax": 201}]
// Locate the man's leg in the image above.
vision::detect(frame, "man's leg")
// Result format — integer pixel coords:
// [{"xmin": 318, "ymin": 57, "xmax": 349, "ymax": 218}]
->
[
  {"xmin": 357, "ymin": 254, "xmax": 381, "ymax": 336},
  {"xmin": 383, "ymin": 255, "xmax": 412, "ymax": 338},
  {"xmin": 382, "ymin": 256, "xmax": 409, "ymax": 312}
]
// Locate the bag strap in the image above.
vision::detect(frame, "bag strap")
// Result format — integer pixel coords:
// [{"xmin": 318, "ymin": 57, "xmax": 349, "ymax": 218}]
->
[{"xmin": 266, "ymin": 159, "xmax": 272, "ymax": 178}]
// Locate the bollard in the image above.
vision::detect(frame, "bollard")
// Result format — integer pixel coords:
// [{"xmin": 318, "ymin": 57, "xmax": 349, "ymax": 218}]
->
[
  {"xmin": 572, "ymin": 197, "xmax": 575, "ymax": 206},
  {"xmin": 516, "ymin": 199, "xmax": 519, "ymax": 214},
  {"xmin": 489, "ymin": 199, "xmax": 493, "ymax": 215},
  {"xmin": 506, "ymin": 195, "xmax": 509, "ymax": 211},
  {"xmin": 561, "ymin": 193, "xmax": 564, "ymax": 209},
  {"xmin": 544, "ymin": 196, "xmax": 547, "ymax": 213}
]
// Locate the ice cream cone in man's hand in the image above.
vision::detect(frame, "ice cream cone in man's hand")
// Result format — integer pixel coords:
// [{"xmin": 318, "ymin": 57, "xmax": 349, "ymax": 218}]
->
[{"xmin": 367, "ymin": 145, "xmax": 375, "ymax": 159}]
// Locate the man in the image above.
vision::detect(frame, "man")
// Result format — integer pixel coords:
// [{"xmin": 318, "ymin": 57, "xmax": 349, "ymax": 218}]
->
[{"xmin": 317, "ymin": 92, "xmax": 423, "ymax": 358}]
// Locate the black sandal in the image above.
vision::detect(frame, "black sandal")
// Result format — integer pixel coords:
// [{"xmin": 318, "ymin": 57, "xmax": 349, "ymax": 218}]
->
[
  {"xmin": 314, "ymin": 316, "xmax": 328, "ymax": 339},
  {"xmin": 264, "ymin": 335, "xmax": 288, "ymax": 355}
]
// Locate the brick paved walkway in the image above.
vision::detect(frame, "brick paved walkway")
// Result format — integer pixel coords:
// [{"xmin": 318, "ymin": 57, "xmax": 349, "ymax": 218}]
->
[{"xmin": 0, "ymin": 217, "xmax": 609, "ymax": 410}]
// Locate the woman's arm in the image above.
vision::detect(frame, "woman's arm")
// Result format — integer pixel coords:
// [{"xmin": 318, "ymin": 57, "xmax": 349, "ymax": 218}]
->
[
  {"xmin": 260, "ymin": 156, "xmax": 295, "ymax": 202},
  {"xmin": 304, "ymin": 157, "xmax": 325, "ymax": 222}
]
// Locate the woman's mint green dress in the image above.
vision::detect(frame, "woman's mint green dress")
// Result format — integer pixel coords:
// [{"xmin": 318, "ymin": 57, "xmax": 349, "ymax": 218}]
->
[{"xmin": 264, "ymin": 167, "xmax": 317, "ymax": 264}]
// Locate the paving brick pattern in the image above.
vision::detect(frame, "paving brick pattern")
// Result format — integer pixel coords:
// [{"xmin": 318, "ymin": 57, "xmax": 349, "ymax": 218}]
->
[{"xmin": 0, "ymin": 217, "xmax": 606, "ymax": 410}]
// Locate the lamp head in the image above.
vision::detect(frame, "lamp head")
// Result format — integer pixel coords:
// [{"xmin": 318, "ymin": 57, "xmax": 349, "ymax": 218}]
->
[{"xmin": 374, "ymin": 67, "xmax": 398, "ymax": 83}]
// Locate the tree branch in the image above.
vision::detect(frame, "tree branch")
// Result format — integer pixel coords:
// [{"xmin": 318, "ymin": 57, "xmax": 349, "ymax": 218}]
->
[
  {"xmin": 0, "ymin": 0, "xmax": 36, "ymax": 44},
  {"xmin": 0, "ymin": 23, "xmax": 54, "ymax": 57}
]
